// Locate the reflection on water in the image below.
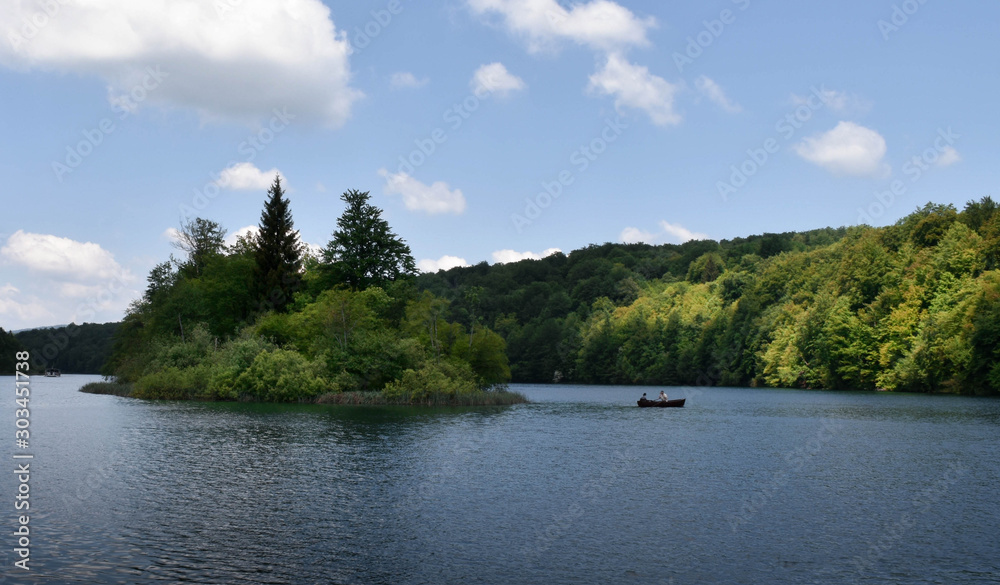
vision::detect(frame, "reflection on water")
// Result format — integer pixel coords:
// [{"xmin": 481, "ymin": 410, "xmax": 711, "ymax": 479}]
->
[{"xmin": 2, "ymin": 376, "xmax": 999, "ymax": 584}]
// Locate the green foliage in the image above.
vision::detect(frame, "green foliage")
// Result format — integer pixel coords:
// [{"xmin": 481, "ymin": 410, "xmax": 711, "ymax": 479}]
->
[
  {"xmin": 413, "ymin": 201, "xmax": 1000, "ymax": 394},
  {"xmin": 105, "ymin": 185, "xmax": 508, "ymax": 404},
  {"xmin": 383, "ymin": 360, "xmax": 479, "ymax": 403},
  {"xmin": 14, "ymin": 323, "xmax": 118, "ymax": 374},
  {"xmin": 0, "ymin": 327, "xmax": 26, "ymax": 374},
  {"xmin": 253, "ymin": 175, "xmax": 303, "ymax": 313},
  {"xmin": 233, "ymin": 349, "xmax": 329, "ymax": 402},
  {"xmin": 174, "ymin": 218, "xmax": 227, "ymax": 277},
  {"xmin": 321, "ymin": 189, "xmax": 417, "ymax": 290}
]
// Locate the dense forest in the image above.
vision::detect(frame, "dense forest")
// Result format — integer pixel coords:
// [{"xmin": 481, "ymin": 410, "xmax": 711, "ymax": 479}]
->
[
  {"xmin": 69, "ymin": 192, "xmax": 1000, "ymax": 398},
  {"xmin": 419, "ymin": 199, "xmax": 1000, "ymax": 395},
  {"xmin": 13, "ymin": 322, "xmax": 119, "ymax": 374},
  {"xmin": 101, "ymin": 178, "xmax": 519, "ymax": 404},
  {"xmin": 0, "ymin": 327, "xmax": 25, "ymax": 374}
]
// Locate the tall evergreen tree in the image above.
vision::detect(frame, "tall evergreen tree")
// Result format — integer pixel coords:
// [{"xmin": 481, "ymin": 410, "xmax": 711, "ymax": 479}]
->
[
  {"xmin": 253, "ymin": 175, "xmax": 302, "ymax": 313},
  {"xmin": 323, "ymin": 189, "xmax": 417, "ymax": 290}
]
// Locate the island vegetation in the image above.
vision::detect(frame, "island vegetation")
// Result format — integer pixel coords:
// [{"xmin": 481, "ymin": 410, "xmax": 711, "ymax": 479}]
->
[{"xmin": 96, "ymin": 177, "xmax": 523, "ymax": 405}]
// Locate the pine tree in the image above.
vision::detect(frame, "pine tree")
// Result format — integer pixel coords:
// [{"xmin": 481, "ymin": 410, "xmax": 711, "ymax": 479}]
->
[
  {"xmin": 323, "ymin": 189, "xmax": 417, "ymax": 290},
  {"xmin": 253, "ymin": 175, "xmax": 302, "ymax": 312}
]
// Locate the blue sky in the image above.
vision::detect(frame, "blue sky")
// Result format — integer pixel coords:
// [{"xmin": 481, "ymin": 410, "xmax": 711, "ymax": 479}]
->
[{"xmin": 1, "ymin": 0, "xmax": 998, "ymax": 330}]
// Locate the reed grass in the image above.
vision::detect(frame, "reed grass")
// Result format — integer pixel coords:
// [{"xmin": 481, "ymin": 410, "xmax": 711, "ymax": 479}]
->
[
  {"xmin": 315, "ymin": 389, "xmax": 529, "ymax": 406},
  {"xmin": 79, "ymin": 381, "xmax": 134, "ymax": 397}
]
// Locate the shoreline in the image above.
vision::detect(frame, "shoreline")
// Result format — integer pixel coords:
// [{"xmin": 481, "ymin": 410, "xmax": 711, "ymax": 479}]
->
[{"xmin": 78, "ymin": 381, "xmax": 529, "ymax": 406}]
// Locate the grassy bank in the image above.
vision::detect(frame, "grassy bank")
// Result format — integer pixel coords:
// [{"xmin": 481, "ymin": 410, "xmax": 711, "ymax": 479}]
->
[
  {"xmin": 79, "ymin": 381, "xmax": 134, "ymax": 397},
  {"xmin": 80, "ymin": 381, "xmax": 528, "ymax": 406},
  {"xmin": 316, "ymin": 388, "xmax": 529, "ymax": 406}
]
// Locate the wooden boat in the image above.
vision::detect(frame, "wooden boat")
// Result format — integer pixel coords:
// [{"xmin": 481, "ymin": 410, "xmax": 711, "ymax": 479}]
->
[
  {"xmin": 637, "ymin": 398, "xmax": 685, "ymax": 408},
  {"xmin": 45, "ymin": 368, "xmax": 61, "ymax": 377}
]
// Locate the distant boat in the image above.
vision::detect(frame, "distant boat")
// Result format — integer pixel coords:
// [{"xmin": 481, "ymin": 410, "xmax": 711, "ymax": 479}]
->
[
  {"xmin": 637, "ymin": 398, "xmax": 685, "ymax": 408},
  {"xmin": 45, "ymin": 368, "xmax": 61, "ymax": 377}
]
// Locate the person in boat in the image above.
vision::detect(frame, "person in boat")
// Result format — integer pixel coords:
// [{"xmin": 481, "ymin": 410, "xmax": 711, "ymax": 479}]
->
[
  {"xmin": 641, "ymin": 392, "xmax": 648, "ymax": 402},
  {"xmin": 658, "ymin": 391, "xmax": 668, "ymax": 402}
]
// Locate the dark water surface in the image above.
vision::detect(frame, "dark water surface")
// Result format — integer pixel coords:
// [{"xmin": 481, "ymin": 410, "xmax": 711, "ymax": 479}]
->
[{"xmin": 2, "ymin": 375, "xmax": 999, "ymax": 584}]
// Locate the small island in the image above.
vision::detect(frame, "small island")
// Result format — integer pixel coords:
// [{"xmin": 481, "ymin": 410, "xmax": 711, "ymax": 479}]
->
[{"xmin": 91, "ymin": 177, "xmax": 526, "ymax": 407}]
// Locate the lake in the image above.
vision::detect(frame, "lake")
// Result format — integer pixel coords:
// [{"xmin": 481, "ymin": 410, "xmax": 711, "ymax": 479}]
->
[{"xmin": 2, "ymin": 375, "xmax": 999, "ymax": 584}]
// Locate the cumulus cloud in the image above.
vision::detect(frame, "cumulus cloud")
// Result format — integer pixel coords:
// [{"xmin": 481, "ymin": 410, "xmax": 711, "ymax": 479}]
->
[
  {"xmin": 491, "ymin": 248, "xmax": 561, "ymax": 264},
  {"xmin": 225, "ymin": 225, "xmax": 260, "ymax": 248},
  {"xmin": 162, "ymin": 227, "xmax": 182, "ymax": 245},
  {"xmin": 0, "ymin": 0, "xmax": 362, "ymax": 126},
  {"xmin": 417, "ymin": 255, "xmax": 470, "ymax": 273},
  {"xmin": 378, "ymin": 169, "xmax": 466, "ymax": 215},
  {"xmin": 795, "ymin": 122, "xmax": 889, "ymax": 177},
  {"xmin": 620, "ymin": 221, "xmax": 708, "ymax": 245},
  {"xmin": 936, "ymin": 146, "xmax": 961, "ymax": 167},
  {"xmin": 695, "ymin": 76, "xmax": 741, "ymax": 113},
  {"xmin": 215, "ymin": 163, "xmax": 281, "ymax": 190},
  {"xmin": 389, "ymin": 71, "xmax": 428, "ymax": 89},
  {"xmin": 588, "ymin": 53, "xmax": 682, "ymax": 126},
  {"xmin": 1, "ymin": 231, "xmax": 129, "ymax": 282},
  {"xmin": 470, "ymin": 62, "xmax": 526, "ymax": 97},
  {"xmin": 466, "ymin": 0, "xmax": 656, "ymax": 53},
  {"xmin": 0, "ymin": 284, "xmax": 52, "ymax": 324}
]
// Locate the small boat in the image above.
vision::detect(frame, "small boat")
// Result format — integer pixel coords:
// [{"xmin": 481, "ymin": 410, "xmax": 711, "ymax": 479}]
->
[
  {"xmin": 45, "ymin": 368, "xmax": 61, "ymax": 377},
  {"xmin": 637, "ymin": 398, "xmax": 685, "ymax": 408}
]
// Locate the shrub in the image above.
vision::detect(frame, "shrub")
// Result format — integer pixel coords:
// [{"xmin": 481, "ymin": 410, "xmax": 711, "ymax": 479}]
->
[
  {"xmin": 133, "ymin": 365, "xmax": 209, "ymax": 400},
  {"xmin": 383, "ymin": 359, "xmax": 479, "ymax": 403},
  {"xmin": 233, "ymin": 349, "xmax": 330, "ymax": 402}
]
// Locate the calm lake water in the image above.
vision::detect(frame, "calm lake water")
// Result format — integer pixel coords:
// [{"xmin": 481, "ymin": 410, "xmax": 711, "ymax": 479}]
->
[{"xmin": 2, "ymin": 375, "xmax": 999, "ymax": 584}]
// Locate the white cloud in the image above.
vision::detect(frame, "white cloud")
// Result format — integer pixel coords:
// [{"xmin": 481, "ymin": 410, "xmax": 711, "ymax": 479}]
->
[
  {"xmin": 695, "ymin": 76, "xmax": 741, "ymax": 113},
  {"xmin": 470, "ymin": 62, "xmax": 526, "ymax": 97},
  {"xmin": 588, "ymin": 53, "xmax": 682, "ymax": 126},
  {"xmin": 1, "ymin": 231, "xmax": 129, "ymax": 282},
  {"xmin": 225, "ymin": 226, "xmax": 260, "ymax": 248},
  {"xmin": 660, "ymin": 221, "xmax": 709, "ymax": 243},
  {"xmin": 216, "ymin": 163, "xmax": 281, "ymax": 190},
  {"xmin": 620, "ymin": 221, "xmax": 709, "ymax": 245},
  {"xmin": 390, "ymin": 71, "xmax": 428, "ymax": 89},
  {"xmin": 0, "ymin": 284, "xmax": 52, "ymax": 324},
  {"xmin": 467, "ymin": 0, "xmax": 656, "ymax": 53},
  {"xmin": 794, "ymin": 122, "xmax": 889, "ymax": 177},
  {"xmin": 163, "ymin": 227, "xmax": 182, "ymax": 245},
  {"xmin": 417, "ymin": 255, "xmax": 470, "ymax": 273},
  {"xmin": 0, "ymin": 0, "xmax": 362, "ymax": 126},
  {"xmin": 936, "ymin": 146, "xmax": 961, "ymax": 167},
  {"xmin": 378, "ymin": 169, "xmax": 466, "ymax": 215},
  {"xmin": 620, "ymin": 227, "xmax": 657, "ymax": 244},
  {"xmin": 491, "ymin": 248, "xmax": 561, "ymax": 264}
]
